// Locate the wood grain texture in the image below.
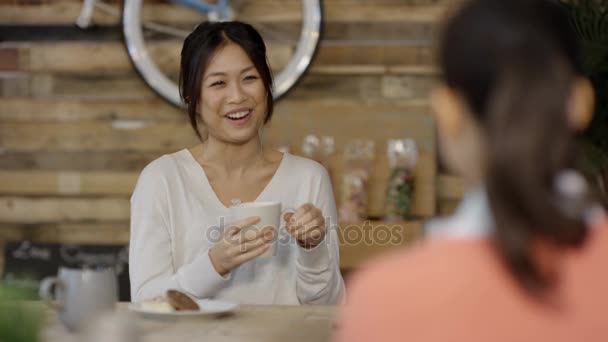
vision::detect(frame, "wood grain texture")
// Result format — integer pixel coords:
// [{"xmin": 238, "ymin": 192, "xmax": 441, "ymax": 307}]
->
[
  {"xmin": 0, "ymin": 1, "xmax": 449, "ymax": 25},
  {"xmin": 0, "ymin": 197, "xmax": 130, "ymax": 223},
  {"xmin": 0, "ymin": 98, "xmax": 183, "ymax": 122},
  {"xmin": 0, "ymin": 151, "xmax": 160, "ymax": 171},
  {"xmin": 0, "ymin": 72, "xmax": 436, "ymax": 101},
  {"xmin": 0, "ymin": 222, "xmax": 129, "ymax": 244},
  {"xmin": 0, "ymin": 121, "xmax": 199, "ymax": 152},
  {"xmin": 338, "ymin": 220, "xmax": 423, "ymax": 269},
  {"xmin": 0, "ymin": 151, "xmax": 434, "ymax": 219},
  {"xmin": 0, "ymin": 98, "xmax": 430, "ymax": 122},
  {"xmin": 0, "ymin": 171, "xmax": 137, "ymax": 195},
  {"xmin": 10, "ymin": 42, "xmax": 435, "ymax": 75},
  {"xmin": 0, "ymin": 111, "xmax": 434, "ymax": 152}
]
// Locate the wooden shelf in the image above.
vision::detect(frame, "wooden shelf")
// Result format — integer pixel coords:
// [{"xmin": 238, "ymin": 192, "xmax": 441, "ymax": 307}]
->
[{"xmin": 338, "ymin": 220, "xmax": 423, "ymax": 269}]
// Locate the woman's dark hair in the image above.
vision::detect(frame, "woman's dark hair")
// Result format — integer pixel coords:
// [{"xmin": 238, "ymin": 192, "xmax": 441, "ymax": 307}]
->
[
  {"xmin": 179, "ymin": 21, "xmax": 274, "ymax": 139},
  {"xmin": 439, "ymin": 0, "xmax": 588, "ymax": 294}
]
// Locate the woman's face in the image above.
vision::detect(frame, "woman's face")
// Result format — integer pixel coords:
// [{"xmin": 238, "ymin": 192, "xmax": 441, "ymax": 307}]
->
[
  {"xmin": 199, "ymin": 42, "xmax": 268, "ymax": 144},
  {"xmin": 431, "ymin": 84, "xmax": 485, "ymax": 183}
]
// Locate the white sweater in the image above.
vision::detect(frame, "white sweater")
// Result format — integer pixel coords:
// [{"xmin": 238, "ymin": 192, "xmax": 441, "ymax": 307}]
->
[{"xmin": 129, "ymin": 149, "xmax": 345, "ymax": 304}]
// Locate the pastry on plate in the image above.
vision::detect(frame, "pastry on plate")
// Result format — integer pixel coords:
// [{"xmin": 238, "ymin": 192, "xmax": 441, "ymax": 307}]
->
[{"xmin": 166, "ymin": 289, "xmax": 200, "ymax": 311}]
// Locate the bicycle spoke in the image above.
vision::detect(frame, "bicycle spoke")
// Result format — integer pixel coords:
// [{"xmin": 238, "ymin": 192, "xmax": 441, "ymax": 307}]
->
[
  {"xmin": 254, "ymin": 22, "xmax": 299, "ymax": 45},
  {"xmin": 142, "ymin": 21, "xmax": 191, "ymax": 39}
]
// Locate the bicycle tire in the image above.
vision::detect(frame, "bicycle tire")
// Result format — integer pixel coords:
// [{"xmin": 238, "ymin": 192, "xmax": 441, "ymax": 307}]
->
[{"xmin": 122, "ymin": 0, "xmax": 322, "ymax": 108}]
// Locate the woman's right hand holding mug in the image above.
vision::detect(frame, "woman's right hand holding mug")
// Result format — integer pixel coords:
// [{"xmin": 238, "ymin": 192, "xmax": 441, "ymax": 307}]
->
[{"xmin": 209, "ymin": 216, "xmax": 274, "ymax": 276}]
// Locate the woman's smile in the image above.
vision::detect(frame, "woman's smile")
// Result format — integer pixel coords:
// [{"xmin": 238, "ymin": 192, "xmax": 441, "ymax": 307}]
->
[{"xmin": 224, "ymin": 107, "xmax": 253, "ymax": 126}]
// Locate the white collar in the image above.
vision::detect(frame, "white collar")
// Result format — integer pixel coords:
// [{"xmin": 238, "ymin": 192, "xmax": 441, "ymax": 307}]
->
[{"xmin": 425, "ymin": 189, "xmax": 493, "ymax": 239}]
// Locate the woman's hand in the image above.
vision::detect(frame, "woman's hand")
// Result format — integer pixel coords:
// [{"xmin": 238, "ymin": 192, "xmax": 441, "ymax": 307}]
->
[
  {"xmin": 284, "ymin": 203, "xmax": 326, "ymax": 249},
  {"xmin": 209, "ymin": 216, "xmax": 274, "ymax": 276}
]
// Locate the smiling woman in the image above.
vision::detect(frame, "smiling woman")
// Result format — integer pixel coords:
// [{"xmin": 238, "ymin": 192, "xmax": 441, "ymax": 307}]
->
[
  {"xmin": 179, "ymin": 21, "xmax": 274, "ymax": 141},
  {"xmin": 197, "ymin": 45, "xmax": 266, "ymax": 143},
  {"xmin": 128, "ymin": 21, "xmax": 345, "ymax": 305}
]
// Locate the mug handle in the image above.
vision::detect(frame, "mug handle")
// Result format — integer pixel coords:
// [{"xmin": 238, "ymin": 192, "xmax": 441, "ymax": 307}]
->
[{"xmin": 39, "ymin": 277, "xmax": 64, "ymax": 310}]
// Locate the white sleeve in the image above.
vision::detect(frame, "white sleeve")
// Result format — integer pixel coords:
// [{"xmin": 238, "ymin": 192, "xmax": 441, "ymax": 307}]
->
[
  {"xmin": 129, "ymin": 165, "xmax": 230, "ymax": 302},
  {"xmin": 296, "ymin": 167, "xmax": 345, "ymax": 304}
]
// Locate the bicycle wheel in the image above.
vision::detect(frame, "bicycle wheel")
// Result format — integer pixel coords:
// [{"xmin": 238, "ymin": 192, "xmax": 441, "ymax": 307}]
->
[{"xmin": 122, "ymin": 0, "xmax": 322, "ymax": 108}]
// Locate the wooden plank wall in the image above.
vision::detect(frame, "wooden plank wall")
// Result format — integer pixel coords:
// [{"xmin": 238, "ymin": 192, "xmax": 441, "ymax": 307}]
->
[{"xmin": 0, "ymin": 0, "xmax": 463, "ymax": 269}]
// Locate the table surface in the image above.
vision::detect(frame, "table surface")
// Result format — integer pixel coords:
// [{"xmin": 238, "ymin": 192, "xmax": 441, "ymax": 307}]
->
[{"xmin": 41, "ymin": 302, "xmax": 338, "ymax": 342}]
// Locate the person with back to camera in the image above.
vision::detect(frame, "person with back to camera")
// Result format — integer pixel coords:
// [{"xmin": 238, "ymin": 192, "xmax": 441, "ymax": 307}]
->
[
  {"xmin": 335, "ymin": 0, "xmax": 608, "ymax": 341},
  {"xmin": 129, "ymin": 21, "xmax": 344, "ymax": 305}
]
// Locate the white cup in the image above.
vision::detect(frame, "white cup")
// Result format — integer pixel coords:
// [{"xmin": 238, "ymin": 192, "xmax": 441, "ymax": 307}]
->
[
  {"xmin": 229, "ymin": 201, "xmax": 282, "ymax": 257},
  {"xmin": 39, "ymin": 267, "xmax": 118, "ymax": 331}
]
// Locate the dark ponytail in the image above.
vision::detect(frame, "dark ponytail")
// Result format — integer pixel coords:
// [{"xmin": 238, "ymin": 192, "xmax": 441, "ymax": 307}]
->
[
  {"xmin": 440, "ymin": 0, "xmax": 589, "ymax": 294},
  {"xmin": 485, "ymin": 55, "xmax": 586, "ymax": 292}
]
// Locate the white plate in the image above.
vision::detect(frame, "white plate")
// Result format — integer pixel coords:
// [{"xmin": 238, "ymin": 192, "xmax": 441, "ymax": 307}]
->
[{"xmin": 128, "ymin": 299, "xmax": 239, "ymax": 317}]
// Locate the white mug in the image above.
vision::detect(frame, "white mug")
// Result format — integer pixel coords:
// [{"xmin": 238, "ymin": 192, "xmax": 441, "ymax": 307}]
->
[
  {"xmin": 39, "ymin": 267, "xmax": 118, "ymax": 331},
  {"xmin": 229, "ymin": 201, "xmax": 282, "ymax": 257}
]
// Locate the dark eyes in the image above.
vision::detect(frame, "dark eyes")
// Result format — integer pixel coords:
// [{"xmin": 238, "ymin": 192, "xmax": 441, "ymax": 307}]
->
[{"xmin": 208, "ymin": 75, "xmax": 258, "ymax": 88}]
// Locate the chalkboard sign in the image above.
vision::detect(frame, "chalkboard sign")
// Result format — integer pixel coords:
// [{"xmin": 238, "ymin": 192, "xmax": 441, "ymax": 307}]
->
[{"xmin": 2, "ymin": 241, "xmax": 131, "ymax": 301}]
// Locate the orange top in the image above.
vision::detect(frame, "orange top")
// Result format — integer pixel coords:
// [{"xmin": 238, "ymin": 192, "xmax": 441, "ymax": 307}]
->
[{"xmin": 335, "ymin": 214, "xmax": 608, "ymax": 342}]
